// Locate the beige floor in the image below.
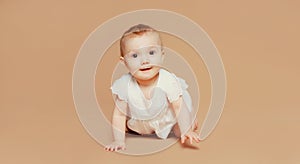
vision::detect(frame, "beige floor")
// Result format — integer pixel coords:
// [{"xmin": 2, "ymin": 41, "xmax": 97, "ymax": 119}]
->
[{"xmin": 1, "ymin": 1, "xmax": 300, "ymax": 164}]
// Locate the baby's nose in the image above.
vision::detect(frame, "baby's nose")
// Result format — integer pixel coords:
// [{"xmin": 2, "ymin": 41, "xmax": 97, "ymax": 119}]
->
[{"xmin": 141, "ymin": 53, "xmax": 149, "ymax": 64}]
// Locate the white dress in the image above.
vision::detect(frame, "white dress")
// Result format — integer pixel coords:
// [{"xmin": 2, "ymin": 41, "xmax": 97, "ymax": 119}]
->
[{"xmin": 111, "ymin": 69, "xmax": 193, "ymax": 139}]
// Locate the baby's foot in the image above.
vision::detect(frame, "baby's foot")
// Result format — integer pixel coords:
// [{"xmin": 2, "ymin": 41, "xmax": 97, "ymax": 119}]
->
[{"xmin": 104, "ymin": 141, "xmax": 126, "ymax": 152}]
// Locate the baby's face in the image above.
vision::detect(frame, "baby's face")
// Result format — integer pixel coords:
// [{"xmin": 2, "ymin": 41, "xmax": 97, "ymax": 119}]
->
[{"xmin": 121, "ymin": 32, "xmax": 164, "ymax": 81}]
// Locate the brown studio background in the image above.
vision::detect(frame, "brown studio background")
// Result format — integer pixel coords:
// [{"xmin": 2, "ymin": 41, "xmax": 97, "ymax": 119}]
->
[{"xmin": 1, "ymin": 0, "xmax": 300, "ymax": 164}]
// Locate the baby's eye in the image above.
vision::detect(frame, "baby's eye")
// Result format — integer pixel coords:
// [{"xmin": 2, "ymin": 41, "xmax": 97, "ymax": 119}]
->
[
  {"xmin": 132, "ymin": 53, "xmax": 138, "ymax": 58},
  {"xmin": 149, "ymin": 50, "xmax": 156, "ymax": 55}
]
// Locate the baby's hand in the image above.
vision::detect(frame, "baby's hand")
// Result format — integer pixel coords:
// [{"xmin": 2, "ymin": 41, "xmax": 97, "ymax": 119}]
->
[
  {"xmin": 181, "ymin": 131, "xmax": 201, "ymax": 144},
  {"xmin": 104, "ymin": 141, "xmax": 126, "ymax": 152}
]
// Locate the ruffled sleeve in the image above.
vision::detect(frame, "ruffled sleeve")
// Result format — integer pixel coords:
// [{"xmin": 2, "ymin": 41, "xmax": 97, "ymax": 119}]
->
[
  {"xmin": 158, "ymin": 69, "xmax": 189, "ymax": 103},
  {"xmin": 177, "ymin": 77, "xmax": 189, "ymax": 90},
  {"xmin": 178, "ymin": 77, "xmax": 193, "ymax": 112},
  {"xmin": 110, "ymin": 73, "xmax": 131, "ymax": 102}
]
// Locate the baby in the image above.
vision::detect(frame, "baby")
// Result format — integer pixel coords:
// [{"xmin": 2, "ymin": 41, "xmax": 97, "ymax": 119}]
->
[{"xmin": 105, "ymin": 24, "xmax": 200, "ymax": 152}]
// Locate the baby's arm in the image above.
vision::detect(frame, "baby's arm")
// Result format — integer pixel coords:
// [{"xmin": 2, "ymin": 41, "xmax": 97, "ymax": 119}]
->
[
  {"xmin": 172, "ymin": 97, "xmax": 200, "ymax": 144},
  {"xmin": 104, "ymin": 98, "xmax": 127, "ymax": 152}
]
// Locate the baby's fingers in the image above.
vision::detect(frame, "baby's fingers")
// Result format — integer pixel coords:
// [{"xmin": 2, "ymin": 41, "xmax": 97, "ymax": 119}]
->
[
  {"xmin": 112, "ymin": 145, "xmax": 126, "ymax": 151},
  {"xmin": 193, "ymin": 136, "xmax": 200, "ymax": 143},
  {"xmin": 181, "ymin": 135, "xmax": 193, "ymax": 144},
  {"xmin": 110, "ymin": 146, "xmax": 116, "ymax": 152},
  {"xmin": 120, "ymin": 145, "xmax": 126, "ymax": 150},
  {"xmin": 105, "ymin": 142, "xmax": 126, "ymax": 152},
  {"xmin": 193, "ymin": 133, "xmax": 201, "ymax": 143},
  {"xmin": 185, "ymin": 133, "xmax": 201, "ymax": 144},
  {"xmin": 192, "ymin": 133, "xmax": 200, "ymax": 143},
  {"xmin": 104, "ymin": 145, "xmax": 117, "ymax": 152},
  {"xmin": 104, "ymin": 146, "xmax": 112, "ymax": 151},
  {"xmin": 104, "ymin": 146, "xmax": 109, "ymax": 151},
  {"xmin": 189, "ymin": 136, "xmax": 193, "ymax": 144},
  {"xmin": 116, "ymin": 145, "xmax": 126, "ymax": 151},
  {"xmin": 181, "ymin": 136, "xmax": 187, "ymax": 144}
]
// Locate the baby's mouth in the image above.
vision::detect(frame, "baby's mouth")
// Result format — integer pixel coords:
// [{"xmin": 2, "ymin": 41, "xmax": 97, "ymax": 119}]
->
[{"xmin": 139, "ymin": 66, "xmax": 153, "ymax": 71}]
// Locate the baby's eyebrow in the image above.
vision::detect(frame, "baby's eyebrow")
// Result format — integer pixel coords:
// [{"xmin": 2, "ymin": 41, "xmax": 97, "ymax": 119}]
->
[
  {"xmin": 149, "ymin": 46, "xmax": 158, "ymax": 49},
  {"xmin": 125, "ymin": 45, "xmax": 161, "ymax": 54},
  {"xmin": 125, "ymin": 50, "xmax": 139, "ymax": 55},
  {"xmin": 146, "ymin": 45, "xmax": 161, "ymax": 50}
]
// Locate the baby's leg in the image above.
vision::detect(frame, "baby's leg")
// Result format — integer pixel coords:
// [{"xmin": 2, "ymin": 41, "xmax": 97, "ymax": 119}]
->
[
  {"xmin": 172, "ymin": 123, "xmax": 181, "ymax": 138},
  {"xmin": 126, "ymin": 121, "xmax": 141, "ymax": 135}
]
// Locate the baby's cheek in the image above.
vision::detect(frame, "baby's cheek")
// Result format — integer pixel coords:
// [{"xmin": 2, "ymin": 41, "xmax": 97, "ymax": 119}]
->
[
  {"xmin": 126, "ymin": 61, "xmax": 141, "ymax": 74},
  {"xmin": 150, "ymin": 56, "xmax": 163, "ymax": 66}
]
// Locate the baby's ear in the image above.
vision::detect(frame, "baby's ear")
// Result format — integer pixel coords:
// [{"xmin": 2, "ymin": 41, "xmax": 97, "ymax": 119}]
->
[{"xmin": 119, "ymin": 56, "xmax": 125, "ymax": 65}]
